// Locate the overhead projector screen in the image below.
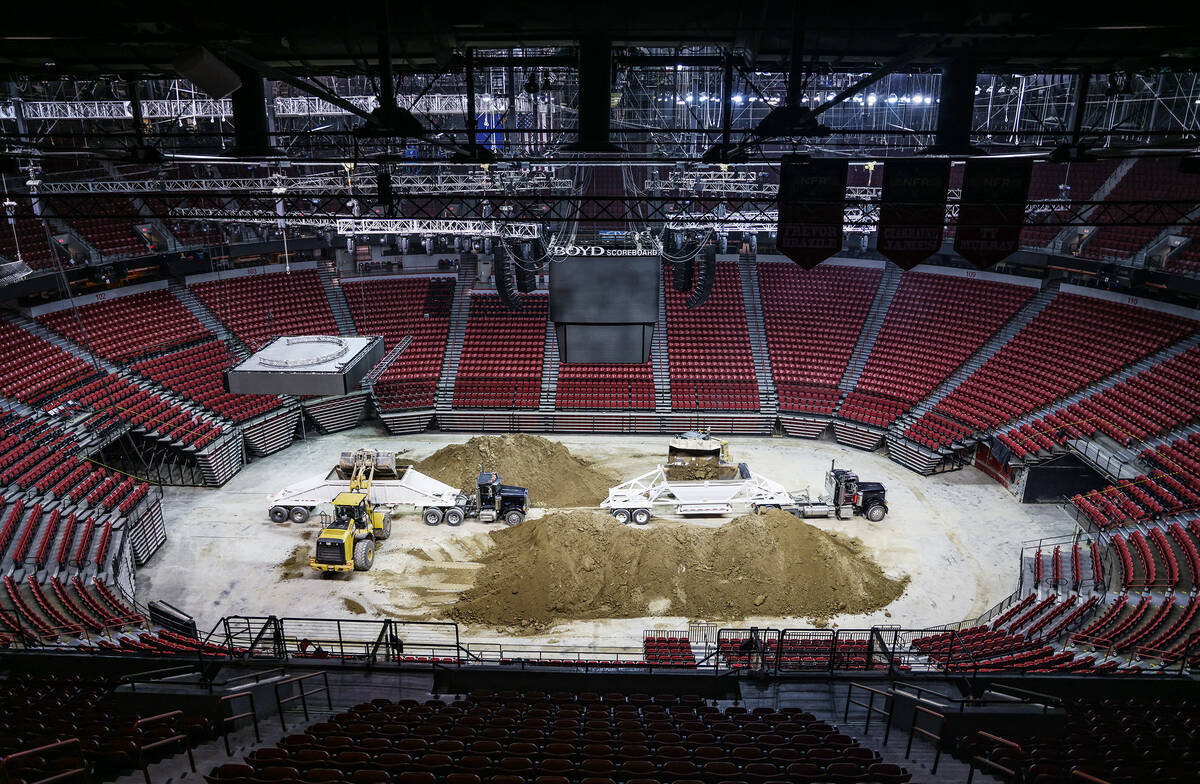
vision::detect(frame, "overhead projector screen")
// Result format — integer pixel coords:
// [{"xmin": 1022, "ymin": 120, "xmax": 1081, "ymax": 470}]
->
[{"xmin": 549, "ymin": 255, "xmax": 659, "ymax": 364}]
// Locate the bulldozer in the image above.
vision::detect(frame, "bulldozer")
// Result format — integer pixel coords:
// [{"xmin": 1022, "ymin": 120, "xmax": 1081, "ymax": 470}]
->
[{"xmin": 310, "ymin": 451, "xmax": 391, "ymax": 573}]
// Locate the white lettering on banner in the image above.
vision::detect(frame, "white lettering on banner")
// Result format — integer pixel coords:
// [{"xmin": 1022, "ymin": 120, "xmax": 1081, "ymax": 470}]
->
[{"xmin": 547, "ymin": 245, "xmax": 650, "ymax": 257}]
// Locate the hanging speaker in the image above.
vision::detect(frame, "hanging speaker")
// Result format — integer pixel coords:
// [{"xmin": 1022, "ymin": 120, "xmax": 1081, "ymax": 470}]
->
[
  {"xmin": 673, "ymin": 253, "xmax": 694, "ymax": 293},
  {"xmin": 495, "ymin": 251, "xmax": 524, "ymax": 310},
  {"xmin": 172, "ymin": 46, "xmax": 242, "ymax": 99},
  {"xmin": 686, "ymin": 246, "xmax": 716, "ymax": 309},
  {"xmin": 514, "ymin": 243, "xmax": 539, "ymax": 293}
]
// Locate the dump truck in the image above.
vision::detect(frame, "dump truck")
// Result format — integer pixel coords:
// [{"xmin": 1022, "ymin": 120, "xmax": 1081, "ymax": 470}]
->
[
  {"xmin": 268, "ymin": 449, "xmax": 529, "ymax": 527},
  {"xmin": 602, "ymin": 433, "xmax": 888, "ymax": 523}
]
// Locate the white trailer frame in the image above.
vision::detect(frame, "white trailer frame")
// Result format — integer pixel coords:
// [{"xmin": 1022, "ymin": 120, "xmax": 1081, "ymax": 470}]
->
[
  {"xmin": 267, "ymin": 465, "xmax": 464, "ymax": 520},
  {"xmin": 601, "ymin": 466, "xmax": 795, "ymax": 520}
]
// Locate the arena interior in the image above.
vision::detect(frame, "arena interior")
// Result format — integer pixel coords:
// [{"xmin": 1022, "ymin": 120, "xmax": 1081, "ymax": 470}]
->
[{"xmin": 1, "ymin": 5, "xmax": 1199, "ymax": 784}]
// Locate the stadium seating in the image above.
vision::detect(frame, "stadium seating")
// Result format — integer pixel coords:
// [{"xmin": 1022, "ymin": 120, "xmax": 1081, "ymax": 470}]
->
[
  {"xmin": 556, "ymin": 362, "xmax": 655, "ymax": 410},
  {"xmin": 1079, "ymin": 158, "xmax": 1200, "ymax": 260},
  {"xmin": 226, "ymin": 690, "xmax": 905, "ymax": 784},
  {"xmin": 1163, "ymin": 224, "xmax": 1200, "ymax": 275},
  {"xmin": 453, "ymin": 293, "xmax": 547, "ymax": 409},
  {"xmin": 1003, "ymin": 345, "xmax": 1200, "ymax": 456},
  {"xmin": 342, "ymin": 276, "xmax": 455, "ymax": 411},
  {"xmin": 0, "ymin": 320, "xmax": 104, "ymax": 404},
  {"xmin": 191, "ymin": 270, "xmax": 340, "ymax": 350},
  {"xmin": 665, "ymin": 261, "xmax": 759, "ymax": 410},
  {"xmin": 957, "ymin": 696, "xmax": 1198, "ymax": 783},
  {"xmin": 840, "ymin": 272, "xmax": 1033, "ymax": 427},
  {"xmin": 906, "ymin": 294, "xmax": 1196, "ymax": 448},
  {"xmin": 132, "ymin": 339, "xmax": 286, "ymax": 422},
  {"xmin": 757, "ymin": 263, "xmax": 881, "ymax": 414},
  {"xmin": 0, "ymin": 199, "xmax": 63, "ymax": 270},
  {"xmin": 1070, "ymin": 435, "xmax": 1200, "ymax": 528},
  {"xmin": 38, "ymin": 288, "xmax": 210, "ymax": 362},
  {"xmin": 56, "ymin": 198, "xmax": 154, "ymax": 257}
]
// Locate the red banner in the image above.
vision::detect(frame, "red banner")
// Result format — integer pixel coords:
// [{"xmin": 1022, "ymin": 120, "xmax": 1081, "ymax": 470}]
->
[
  {"xmin": 876, "ymin": 158, "xmax": 951, "ymax": 270},
  {"xmin": 777, "ymin": 157, "xmax": 848, "ymax": 269},
  {"xmin": 954, "ymin": 158, "xmax": 1033, "ymax": 269}
]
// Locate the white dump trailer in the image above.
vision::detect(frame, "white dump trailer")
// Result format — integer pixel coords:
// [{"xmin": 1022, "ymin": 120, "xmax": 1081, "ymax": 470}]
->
[
  {"xmin": 267, "ymin": 466, "xmax": 466, "ymax": 524},
  {"xmin": 601, "ymin": 465, "xmax": 795, "ymax": 523}
]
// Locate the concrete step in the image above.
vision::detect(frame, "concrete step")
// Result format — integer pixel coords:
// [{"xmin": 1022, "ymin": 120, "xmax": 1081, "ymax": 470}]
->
[{"xmin": 840, "ymin": 263, "xmax": 903, "ymax": 392}]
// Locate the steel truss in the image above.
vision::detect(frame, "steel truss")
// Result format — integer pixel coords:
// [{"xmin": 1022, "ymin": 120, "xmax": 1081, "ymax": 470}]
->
[
  {"xmin": 0, "ymin": 94, "xmax": 536, "ymax": 120},
  {"xmin": 36, "ymin": 193, "xmax": 1200, "ymax": 230},
  {"xmin": 31, "ymin": 171, "xmax": 575, "ymax": 195}
]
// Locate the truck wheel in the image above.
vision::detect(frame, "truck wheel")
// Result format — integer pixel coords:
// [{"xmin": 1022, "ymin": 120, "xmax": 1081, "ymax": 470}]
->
[
  {"xmin": 422, "ymin": 507, "xmax": 444, "ymax": 526},
  {"xmin": 444, "ymin": 508, "xmax": 465, "ymax": 527},
  {"xmin": 865, "ymin": 504, "xmax": 886, "ymax": 522},
  {"xmin": 289, "ymin": 506, "xmax": 310, "ymax": 524},
  {"xmin": 612, "ymin": 509, "xmax": 631, "ymax": 525},
  {"xmin": 632, "ymin": 509, "xmax": 651, "ymax": 525},
  {"xmin": 376, "ymin": 516, "xmax": 392, "ymax": 540},
  {"xmin": 353, "ymin": 539, "xmax": 375, "ymax": 571},
  {"xmin": 269, "ymin": 506, "xmax": 288, "ymax": 523},
  {"xmin": 504, "ymin": 510, "xmax": 524, "ymax": 527}
]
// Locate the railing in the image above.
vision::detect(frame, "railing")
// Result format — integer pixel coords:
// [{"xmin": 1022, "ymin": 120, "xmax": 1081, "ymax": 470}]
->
[
  {"xmin": 966, "ymin": 732, "xmax": 1023, "ymax": 784},
  {"xmin": 0, "ymin": 739, "xmax": 89, "ymax": 784},
  {"xmin": 133, "ymin": 711, "xmax": 195, "ymax": 784},
  {"xmin": 274, "ymin": 672, "xmax": 333, "ymax": 731},
  {"xmin": 905, "ymin": 704, "xmax": 946, "ymax": 774},
  {"xmin": 844, "ymin": 682, "xmax": 895, "ymax": 746},
  {"xmin": 217, "ymin": 691, "xmax": 261, "ymax": 756}
]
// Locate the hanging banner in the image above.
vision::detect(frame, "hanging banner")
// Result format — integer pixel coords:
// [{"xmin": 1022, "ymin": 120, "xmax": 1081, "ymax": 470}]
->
[
  {"xmin": 876, "ymin": 158, "xmax": 951, "ymax": 270},
  {"xmin": 954, "ymin": 158, "xmax": 1033, "ymax": 269},
  {"xmin": 777, "ymin": 156, "xmax": 848, "ymax": 269}
]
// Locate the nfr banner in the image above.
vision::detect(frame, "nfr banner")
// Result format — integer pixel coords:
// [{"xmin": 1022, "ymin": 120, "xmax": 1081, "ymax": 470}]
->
[
  {"xmin": 954, "ymin": 158, "xmax": 1033, "ymax": 269},
  {"xmin": 777, "ymin": 157, "xmax": 848, "ymax": 269},
  {"xmin": 876, "ymin": 158, "xmax": 951, "ymax": 270}
]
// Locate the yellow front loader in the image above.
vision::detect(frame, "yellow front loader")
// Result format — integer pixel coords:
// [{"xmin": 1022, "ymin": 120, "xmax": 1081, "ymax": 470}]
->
[{"xmin": 309, "ymin": 453, "xmax": 391, "ymax": 573}]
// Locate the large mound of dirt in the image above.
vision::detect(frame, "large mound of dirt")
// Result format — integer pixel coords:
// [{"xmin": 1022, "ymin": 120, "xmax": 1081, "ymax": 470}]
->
[
  {"xmin": 415, "ymin": 434, "xmax": 615, "ymax": 508},
  {"xmin": 447, "ymin": 509, "xmax": 908, "ymax": 631}
]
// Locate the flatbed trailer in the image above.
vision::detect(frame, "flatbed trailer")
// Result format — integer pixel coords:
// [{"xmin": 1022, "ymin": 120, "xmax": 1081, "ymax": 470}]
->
[{"xmin": 267, "ymin": 465, "xmax": 466, "ymax": 524}]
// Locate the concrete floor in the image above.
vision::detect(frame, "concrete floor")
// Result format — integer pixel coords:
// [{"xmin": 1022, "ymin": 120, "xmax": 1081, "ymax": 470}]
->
[{"xmin": 137, "ymin": 425, "xmax": 1076, "ymax": 650}]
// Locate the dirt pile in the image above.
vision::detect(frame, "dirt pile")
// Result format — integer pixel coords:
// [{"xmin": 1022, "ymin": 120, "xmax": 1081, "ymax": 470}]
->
[
  {"xmin": 415, "ymin": 434, "xmax": 614, "ymax": 507},
  {"xmin": 447, "ymin": 509, "xmax": 908, "ymax": 631}
]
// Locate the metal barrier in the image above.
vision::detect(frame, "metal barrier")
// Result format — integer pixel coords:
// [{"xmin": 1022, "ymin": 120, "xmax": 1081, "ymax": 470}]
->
[
  {"xmin": 133, "ymin": 711, "xmax": 195, "ymax": 784},
  {"xmin": 0, "ymin": 739, "xmax": 89, "ymax": 784},
  {"xmin": 1070, "ymin": 771, "xmax": 1113, "ymax": 784},
  {"xmin": 905, "ymin": 704, "xmax": 946, "ymax": 774},
  {"xmin": 274, "ymin": 672, "xmax": 333, "ymax": 731},
  {"xmin": 844, "ymin": 682, "xmax": 895, "ymax": 745},
  {"xmin": 121, "ymin": 664, "xmax": 201, "ymax": 691},
  {"xmin": 966, "ymin": 732, "xmax": 1023, "ymax": 784},
  {"xmin": 218, "ymin": 691, "xmax": 261, "ymax": 756}
]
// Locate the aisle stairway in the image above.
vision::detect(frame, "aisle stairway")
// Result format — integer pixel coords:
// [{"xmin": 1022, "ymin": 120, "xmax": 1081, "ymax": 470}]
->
[
  {"xmin": 538, "ymin": 320, "xmax": 560, "ymax": 412},
  {"xmin": 316, "ymin": 259, "xmax": 358, "ymax": 337},
  {"xmin": 434, "ymin": 254, "xmax": 477, "ymax": 412},
  {"xmin": 737, "ymin": 253, "xmax": 778, "ymax": 417},
  {"xmin": 168, "ymin": 280, "xmax": 248, "ymax": 357},
  {"xmin": 652, "ymin": 261, "xmax": 672, "ymax": 414},
  {"xmin": 838, "ymin": 263, "xmax": 903, "ymax": 392}
]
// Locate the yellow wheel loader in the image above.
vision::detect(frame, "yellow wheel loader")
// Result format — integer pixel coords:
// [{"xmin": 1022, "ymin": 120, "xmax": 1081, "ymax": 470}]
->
[{"xmin": 310, "ymin": 452, "xmax": 391, "ymax": 573}]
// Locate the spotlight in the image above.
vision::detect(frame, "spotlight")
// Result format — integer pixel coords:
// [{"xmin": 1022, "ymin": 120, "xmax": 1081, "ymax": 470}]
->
[
  {"xmin": 867, "ymin": 93, "xmax": 877, "ymax": 105},
  {"xmin": 887, "ymin": 94, "xmax": 898, "ymax": 104},
  {"xmin": 732, "ymin": 94, "xmax": 743, "ymax": 103},
  {"xmin": 912, "ymin": 93, "xmax": 922, "ymax": 103}
]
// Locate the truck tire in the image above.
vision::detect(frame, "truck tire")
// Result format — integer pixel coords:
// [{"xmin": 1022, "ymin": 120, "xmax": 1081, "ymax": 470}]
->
[
  {"xmin": 504, "ymin": 510, "xmax": 524, "ymax": 527},
  {"xmin": 269, "ymin": 506, "xmax": 288, "ymax": 523},
  {"xmin": 422, "ymin": 507, "xmax": 444, "ymax": 526},
  {"xmin": 290, "ymin": 506, "xmax": 310, "ymax": 524},
  {"xmin": 444, "ymin": 507, "xmax": 465, "ymax": 526},
  {"xmin": 632, "ymin": 508, "xmax": 651, "ymax": 525},
  {"xmin": 376, "ymin": 516, "xmax": 392, "ymax": 540},
  {"xmin": 612, "ymin": 509, "xmax": 631, "ymax": 525},
  {"xmin": 353, "ymin": 538, "xmax": 375, "ymax": 571},
  {"xmin": 865, "ymin": 504, "xmax": 886, "ymax": 522}
]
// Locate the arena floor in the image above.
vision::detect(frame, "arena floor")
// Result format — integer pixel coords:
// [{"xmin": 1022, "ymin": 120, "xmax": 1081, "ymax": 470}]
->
[{"xmin": 138, "ymin": 426, "xmax": 1076, "ymax": 650}]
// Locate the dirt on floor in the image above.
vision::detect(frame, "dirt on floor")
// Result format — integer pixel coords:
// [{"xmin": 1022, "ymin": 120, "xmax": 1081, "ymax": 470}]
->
[
  {"xmin": 414, "ymin": 433, "xmax": 615, "ymax": 507},
  {"xmin": 279, "ymin": 544, "xmax": 311, "ymax": 580},
  {"xmin": 446, "ymin": 509, "xmax": 909, "ymax": 631}
]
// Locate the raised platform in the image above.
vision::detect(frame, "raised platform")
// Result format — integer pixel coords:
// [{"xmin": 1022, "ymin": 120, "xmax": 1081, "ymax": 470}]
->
[{"xmin": 225, "ymin": 335, "xmax": 385, "ymax": 397}]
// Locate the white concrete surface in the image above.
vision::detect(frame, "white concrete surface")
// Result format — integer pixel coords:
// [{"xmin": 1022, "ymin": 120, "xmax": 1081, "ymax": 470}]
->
[{"xmin": 137, "ymin": 426, "xmax": 1076, "ymax": 650}]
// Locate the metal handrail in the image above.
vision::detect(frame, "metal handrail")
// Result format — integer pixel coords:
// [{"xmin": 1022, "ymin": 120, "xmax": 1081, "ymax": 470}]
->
[
  {"xmin": 217, "ymin": 691, "xmax": 261, "ymax": 756},
  {"xmin": 1070, "ymin": 770, "xmax": 1113, "ymax": 784},
  {"xmin": 0, "ymin": 739, "xmax": 89, "ymax": 784},
  {"xmin": 133, "ymin": 711, "xmax": 195, "ymax": 784},
  {"xmin": 274, "ymin": 671, "xmax": 333, "ymax": 731},
  {"xmin": 905, "ymin": 704, "xmax": 945, "ymax": 775},
  {"xmin": 844, "ymin": 682, "xmax": 895, "ymax": 745}
]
